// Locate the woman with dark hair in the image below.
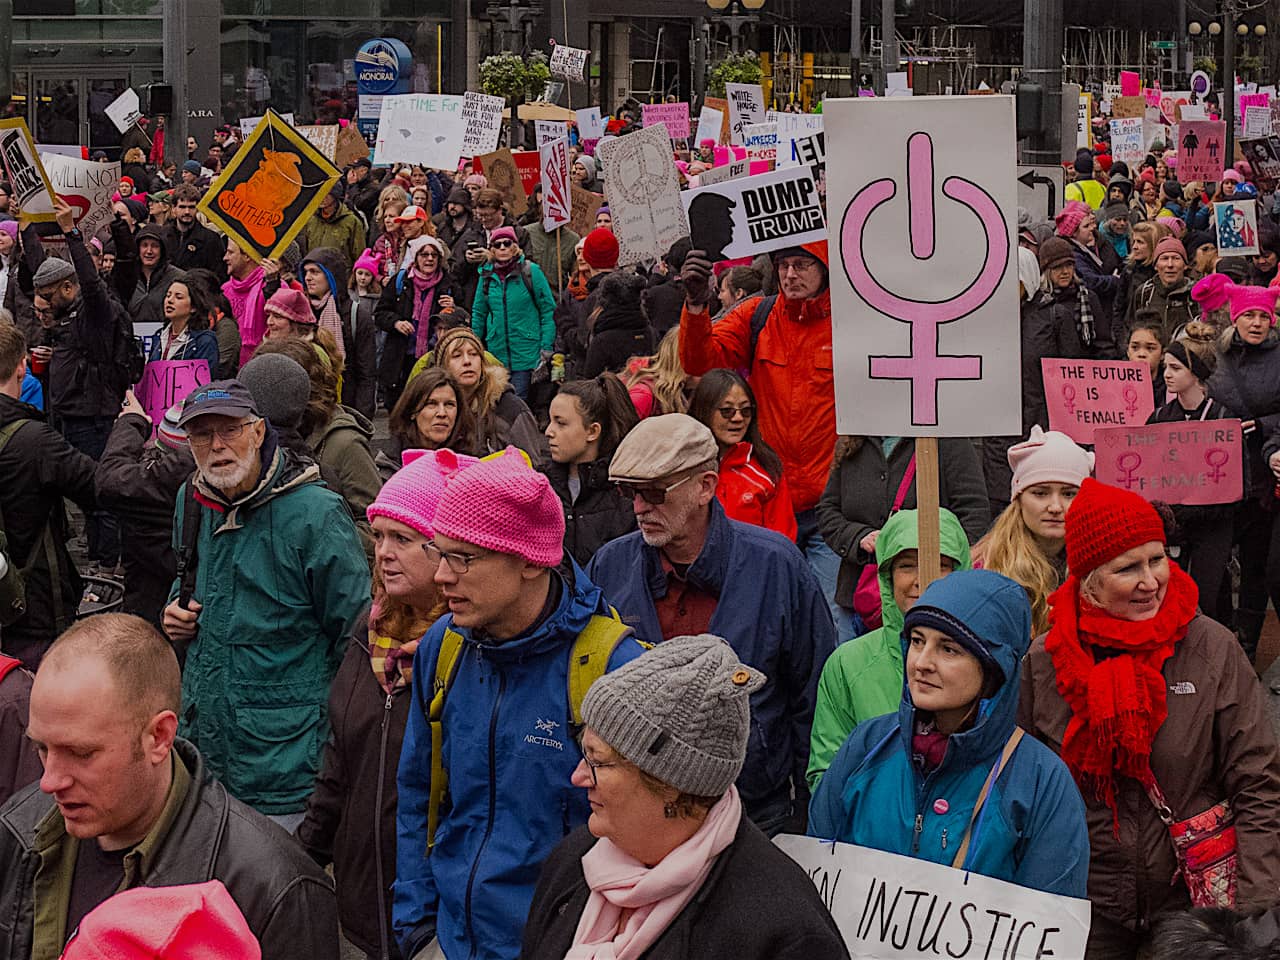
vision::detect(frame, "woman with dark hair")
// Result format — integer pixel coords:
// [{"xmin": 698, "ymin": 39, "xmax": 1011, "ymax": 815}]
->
[
  {"xmin": 688, "ymin": 368, "xmax": 796, "ymax": 541},
  {"xmin": 386, "ymin": 366, "xmax": 476, "ymax": 469},
  {"xmin": 183, "ymin": 266, "xmax": 243, "ymax": 377},
  {"xmin": 541, "ymin": 373, "xmax": 639, "ymax": 565},
  {"xmin": 149, "ymin": 276, "xmax": 220, "ymax": 375}
]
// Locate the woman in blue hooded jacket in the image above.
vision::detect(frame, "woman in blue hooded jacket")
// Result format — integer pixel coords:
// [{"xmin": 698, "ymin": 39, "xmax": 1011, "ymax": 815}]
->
[{"xmin": 809, "ymin": 568, "xmax": 1089, "ymax": 898}]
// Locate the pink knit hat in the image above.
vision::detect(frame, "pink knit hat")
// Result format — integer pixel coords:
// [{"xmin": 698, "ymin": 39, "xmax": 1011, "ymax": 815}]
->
[
  {"xmin": 1221, "ymin": 168, "xmax": 1244, "ymax": 183},
  {"xmin": 367, "ymin": 448, "xmax": 480, "ymax": 537},
  {"xmin": 1154, "ymin": 236, "xmax": 1187, "ymax": 264},
  {"xmin": 432, "ymin": 447, "xmax": 564, "ymax": 566},
  {"xmin": 353, "ymin": 247, "xmax": 382, "ymax": 276},
  {"xmin": 1007, "ymin": 425, "xmax": 1094, "ymax": 500},
  {"xmin": 1192, "ymin": 272, "xmax": 1232, "ymax": 312},
  {"xmin": 1054, "ymin": 200, "xmax": 1091, "ymax": 238},
  {"xmin": 1225, "ymin": 282, "xmax": 1280, "ymax": 324},
  {"xmin": 265, "ymin": 287, "xmax": 314, "ymax": 326}
]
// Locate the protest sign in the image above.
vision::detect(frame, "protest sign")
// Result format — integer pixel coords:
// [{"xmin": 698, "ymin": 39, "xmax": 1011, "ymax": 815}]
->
[
  {"xmin": 576, "ymin": 106, "xmax": 605, "ymax": 140},
  {"xmin": 335, "ymin": 125, "xmax": 371, "ymax": 169},
  {"xmin": 540, "ymin": 136, "xmax": 571, "ymax": 232},
  {"xmin": 1041, "ymin": 359, "xmax": 1155, "ymax": 444},
  {"xmin": 771, "ymin": 112, "xmax": 823, "ymax": 166},
  {"xmin": 642, "ymin": 102, "xmax": 691, "ymax": 140},
  {"xmin": 374, "ymin": 94, "xmax": 466, "ymax": 169},
  {"xmin": 549, "ymin": 44, "xmax": 588, "ymax": 82},
  {"xmin": 460, "ymin": 91, "xmax": 504, "ymax": 158},
  {"xmin": 104, "ymin": 88, "xmax": 141, "ymax": 134},
  {"xmin": 0, "ymin": 119, "xmax": 56, "ymax": 224},
  {"xmin": 1175, "ymin": 120, "xmax": 1226, "ymax": 182},
  {"xmin": 1241, "ymin": 136, "xmax": 1280, "ymax": 179},
  {"xmin": 1245, "ymin": 105, "xmax": 1272, "ymax": 138},
  {"xmin": 40, "ymin": 153, "xmax": 118, "ymax": 240},
  {"xmin": 826, "ymin": 95, "xmax": 1021, "ymax": 437},
  {"xmin": 775, "ymin": 835, "xmax": 1091, "ymax": 960},
  {"xmin": 1077, "ymin": 92, "xmax": 1093, "ymax": 148},
  {"xmin": 725, "ymin": 83, "xmax": 766, "ymax": 145},
  {"xmin": 1178, "ymin": 102, "xmax": 1207, "ymax": 120},
  {"xmin": 1120, "ymin": 70, "xmax": 1141, "ymax": 96},
  {"xmin": 240, "ymin": 113, "xmax": 295, "ymax": 138},
  {"xmin": 1214, "ymin": 199, "xmax": 1260, "ymax": 256},
  {"xmin": 512, "ymin": 150, "xmax": 541, "ymax": 196},
  {"xmin": 695, "ymin": 159, "xmax": 748, "ymax": 186},
  {"xmin": 1094, "ymin": 420, "xmax": 1244, "ymax": 506},
  {"xmin": 198, "ymin": 109, "xmax": 340, "ymax": 262},
  {"xmin": 1103, "ymin": 81, "xmax": 1122, "ymax": 104},
  {"xmin": 1110, "ymin": 96, "xmax": 1145, "ymax": 119},
  {"xmin": 701, "ymin": 97, "xmax": 732, "ymax": 145},
  {"xmin": 569, "ymin": 184, "xmax": 604, "ymax": 236},
  {"xmin": 477, "ymin": 148, "xmax": 528, "ymax": 216},
  {"xmin": 742, "ymin": 121, "xmax": 779, "ymax": 165},
  {"xmin": 134, "ymin": 360, "xmax": 212, "ymax": 438},
  {"xmin": 535, "ymin": 119, "xmax": 567, "ymax": 148},
  {"xmin": 1144, "ymin": 120, "xmax": 1168, "ymax": 152},
  {"xmin": 595, "ymin": 122, "xmax": 688, "ymax": 265},
  {"xmin": 1109, "ymin": 117, "xmax": 1145, "ymax": 165},
  {"xmin": 682, "ymin": 164, "xmax": 823, "ymax": 260},
  {"xmin": 296, "ymin": 125, "xmax": 339, "ymax": 163}
]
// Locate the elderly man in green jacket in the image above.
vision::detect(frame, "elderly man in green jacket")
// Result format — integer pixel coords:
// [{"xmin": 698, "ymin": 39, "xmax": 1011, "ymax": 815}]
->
[{"xmin": 161, "ymin": 380, "xmax": 370, "ymax": 829}]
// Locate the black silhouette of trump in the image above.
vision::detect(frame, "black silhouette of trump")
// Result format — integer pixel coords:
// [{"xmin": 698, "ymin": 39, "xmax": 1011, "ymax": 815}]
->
[{"xmin": 689, "ymin": 192, "xmax": 737, "ymax": 261}]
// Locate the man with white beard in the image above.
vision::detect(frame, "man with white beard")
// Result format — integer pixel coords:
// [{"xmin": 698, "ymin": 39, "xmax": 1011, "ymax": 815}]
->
[{"xmin": 161, "ymin": 380, "xmax": 369, "ymax": 829}]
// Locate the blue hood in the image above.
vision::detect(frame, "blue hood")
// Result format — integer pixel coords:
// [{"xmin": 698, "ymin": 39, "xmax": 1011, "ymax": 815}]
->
[{"xmin": 896, "ymin": 569, "xmax": 1031, "ymax": 768}]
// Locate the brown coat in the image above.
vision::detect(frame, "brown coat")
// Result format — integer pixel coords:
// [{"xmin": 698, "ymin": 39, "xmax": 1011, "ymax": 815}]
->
[
  {"xmin": 0, "ymin": 659, "xmax": 41, "ymax": 807},
  {"xmin": 1019, "ymin": 613, "xmax": 1280, "ymax": 931}
]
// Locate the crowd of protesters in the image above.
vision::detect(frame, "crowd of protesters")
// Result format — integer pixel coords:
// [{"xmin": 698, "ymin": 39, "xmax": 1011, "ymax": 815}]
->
[{"xmin": 3, "ymin": 96, "xmax": 1280, "ymax": 960}]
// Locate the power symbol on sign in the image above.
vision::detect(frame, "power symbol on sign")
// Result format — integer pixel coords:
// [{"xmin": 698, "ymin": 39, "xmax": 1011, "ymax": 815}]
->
[{"xmin": 840, "ymin": 132, "xmax": 1009, "ymax": 426}]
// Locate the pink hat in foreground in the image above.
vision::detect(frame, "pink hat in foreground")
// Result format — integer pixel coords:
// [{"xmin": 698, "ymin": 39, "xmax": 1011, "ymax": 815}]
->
[
  {"xmin": 1225, "ymin": 282, "xmax": 1280, "ymax": 324},
  {"xmin": 264, "ymin": 287, "xmax": 314, "ymax": 326},
  {"xmin": 367, "ymin": 448, "xmax": 480, "ymax": 538},
  {"xmin": 1007, "ymin": 425, "xmax": 1094, "ymax": 500}
]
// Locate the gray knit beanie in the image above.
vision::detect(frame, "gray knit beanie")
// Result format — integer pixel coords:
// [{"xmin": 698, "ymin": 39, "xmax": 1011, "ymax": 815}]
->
[
  {"xmin": 32, "ymin": 257, "xmax": 75, "ymax": 287},
  {"xmin": 581, "ymin": 634, "xmax": 765, "ymax": 797},
  {"xmin": 238, "ymin": 353, "xmax": 310, "ymax": 429}
]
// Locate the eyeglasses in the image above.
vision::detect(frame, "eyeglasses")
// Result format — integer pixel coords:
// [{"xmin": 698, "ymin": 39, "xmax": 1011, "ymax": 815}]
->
[
  {"xmin": 490, "ymin": 239, "xmax": 515, "ymax": 250},
  {"xmin": 776, "ymin": 257, "xmax": 820, "ymax": 276},
  {"xmin": 187, "ymin": 418, "xmax": 258, "ymax": 448},
  {"xmin": 616, "ymin": 474, "xmax": 692, "ymax": 506},
  {"xmin": 578, "ymin": 739, "xmax": 621, "ymax": 786},
  {"xmin": 423, "ymin": 540, "xmax": 484, "ymax": 574},
  {"xmin": 716, "ymin": 404, "xmax": 754, "ymax": 421}
]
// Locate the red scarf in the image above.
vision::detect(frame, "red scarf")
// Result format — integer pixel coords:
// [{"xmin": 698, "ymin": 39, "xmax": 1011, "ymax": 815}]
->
[{"xmin": 1044, "ymin": 564, "xmax": 1199, "ymax": 825}]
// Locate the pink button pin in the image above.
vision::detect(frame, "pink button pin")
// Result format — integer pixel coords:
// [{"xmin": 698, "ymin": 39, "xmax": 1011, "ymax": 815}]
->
[{"xmin": 933, "ymin": 799, "xmax": 950, "ymax": 815}]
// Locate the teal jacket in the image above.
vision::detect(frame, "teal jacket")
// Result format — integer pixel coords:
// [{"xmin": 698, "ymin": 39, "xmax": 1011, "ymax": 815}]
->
[
  {"xmin": 470, "ymin": 256, "xmax": 557, "ymax": 372},
  {"xmin": 171, "ymin": 439, "xmax": 371, "ymax": 814}
]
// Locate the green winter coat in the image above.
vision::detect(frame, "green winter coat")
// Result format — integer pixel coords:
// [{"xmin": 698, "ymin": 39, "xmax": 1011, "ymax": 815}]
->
[
  {"xmin": 470, "ymin": 255, "xmax": 557, "ymax": 372},
  {"xmin": 170, "ymin": 445, "xmax": 371, "ymax": 814},
  {"xmin": 806, "ymin": 508, "xmax": 972, "ymax": 789}
]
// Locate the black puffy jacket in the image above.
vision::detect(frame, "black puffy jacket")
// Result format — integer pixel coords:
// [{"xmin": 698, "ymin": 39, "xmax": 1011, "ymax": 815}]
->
[
  {"xmin": 541, "ymin": 458, "xmax": 636, "ymax": 566},
  {"xmin": 1020, "ymin": 283, "xmax": 1115, "ymax": 434},
  {"xmin": 583, "ymin": 275, "xmax": 654, "ymax": 379},
  {"xmin": 1218, "ymin": 331, "xmax": 1280, "ymax": 504}
]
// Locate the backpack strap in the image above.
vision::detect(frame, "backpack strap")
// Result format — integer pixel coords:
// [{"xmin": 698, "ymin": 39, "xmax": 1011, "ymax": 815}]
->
[
  {"xmin": 951, "ymin": 727, "xmax": 1025, "ymax": 871},
  {"xmin": 520, "ymin": 261, "xmax": 536, "ymax": 300},
  {"xmin": 748, "ymin": 294, "xmax": 777, "ymax": 357},
  {"xmin": 174, "ymin": 483, "xmax": 202, "ymax": 609},
  {"xmin": 425, "ymin": 626, "xmax": 466, "ymax": 852},
  {"xmin": 566, "ymin": 610, "xmax": 636, "ymax": 738}
]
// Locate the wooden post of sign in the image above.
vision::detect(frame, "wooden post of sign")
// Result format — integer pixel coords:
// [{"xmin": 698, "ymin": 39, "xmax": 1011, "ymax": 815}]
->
[
  {"xmin": 915, "ymin": 437, "xmax": 942, "ymax": 591},
  {"xmin": 556, "ymin": 226, "xmax": 564, "ymax": 295}
]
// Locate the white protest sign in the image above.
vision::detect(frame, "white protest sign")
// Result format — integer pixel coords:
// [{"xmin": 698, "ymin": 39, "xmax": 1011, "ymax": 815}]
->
[
  {"xmin": 540, "ymin": 136, "xmax": 572, "ymax": 232},
  {"xmin": 549, "ymin": 44, "xmax": 588, "ymax": 83},
  {"xmin": 1245, "ymin": 105, "xmax": 1272, "ymax": 138},
  {"xmin": 695, "ymin": 106, "xmax": 724, "ymax": 146},
  {"xmin": 373, "ymin": 94, "xmax": 466, "ymax": 169},
  {"xmin": 1109, "ymin": 117, "xmax": 1145, "ymax": 165},
  {"xmin": 461, "ymin": 91, "xmax": 505, "ymax": 158},
  {"xmin": 40, "ymin": 153, "xmax": 119, "ymax": 240},
  {"xmin": 535, "ymin": 119, "xmax": 567, "ymax": 149},
  {"xmin": 775, "ymin": 835, "xmax": 1091, "ymax": 960},
  {"xmin": 826, "ymin": 94, "xmax": 1021, "ymax": 437},
  {"xmin": 742, "ymin": 121, "xmax": 779, "ymax": 164},
  {"xmin": 240, "ymin": 113, "xmax": 294, "ymax": 138},
  {"xmin": 1215, "ymin": 199, "xmax": 1260, "ymax": 256},
  {"xmin": 769, "ymin": 112, "xmax": 823, "ymax": 166},
  {"xmin": 596, "ymin": 122, "xmax": 689, "ymax": 266},
  {"xmin": 296, "ymin": 125, "xmax": 339, "ymax": 163},
  {"xmin": 887, "ymin": 72, "xmax": 912, "ymax": 96},
  {"xmin": 695, "ymin": 159, "xmax": 748, "ymax": 186},
  {"xmin": 1179, "ymin": 102, "xmax": 1207, "ymax": 120},
  {"xmin": 0, "ymin": 120, "xmax": 57, "ymax": 224},
  {"xmin": 576, "ymin": 107, "xmax": 605, "ymax": 140},
  {"xmin": 725, "ymin": 83, "xmax": 766, "ymax": 145},
  {"xmin": 682, "ymin": 164, "xmax": 824, "ymax": 260},
  {"xmin": 104, "ymin": 88, "xmax": 142, "ymax": 134}
]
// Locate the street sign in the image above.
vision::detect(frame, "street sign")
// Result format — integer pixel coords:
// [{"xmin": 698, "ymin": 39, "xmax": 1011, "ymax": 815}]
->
[
  {"xmin": 1017, "ymin": 165, "xmax": 1064, "ymax": 220},
  {"xmin": 1151, "ymin": 40, "xmax": 1177, "ymax": 50}
]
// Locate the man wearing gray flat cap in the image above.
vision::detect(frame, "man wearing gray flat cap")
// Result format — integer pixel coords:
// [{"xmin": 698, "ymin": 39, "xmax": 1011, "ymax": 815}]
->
[{"xmin": 588, "ymin": 414, "xmax": 836, "ymax": 838}]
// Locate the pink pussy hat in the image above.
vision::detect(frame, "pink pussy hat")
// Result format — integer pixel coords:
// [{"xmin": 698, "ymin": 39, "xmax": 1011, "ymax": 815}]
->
[
  {"xmin": 367, "ymin": 448, "xmax": 480, "ymax": 538},
  {"xmin": 1225, "ymin": 281, "xmax": 1280, "ymax": 325},
  {"xmin": 1007, "ymin": 425, "xmax": 1094, "ymax": 500}
]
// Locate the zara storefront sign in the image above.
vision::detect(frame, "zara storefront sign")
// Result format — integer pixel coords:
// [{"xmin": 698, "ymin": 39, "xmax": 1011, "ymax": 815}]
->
[{"xmin": 356, "ymin": 38, "xmax": 413, "ymax": 147}]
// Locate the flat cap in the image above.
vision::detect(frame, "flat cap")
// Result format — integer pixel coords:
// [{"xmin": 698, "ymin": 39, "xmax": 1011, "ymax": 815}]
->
[{"xmin": 609, "ymin": 414, "xmax": 719, "ymax": 483}]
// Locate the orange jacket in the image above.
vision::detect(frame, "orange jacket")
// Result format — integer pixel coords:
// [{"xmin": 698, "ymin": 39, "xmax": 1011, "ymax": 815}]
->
[
  {"xmin": 716, "ymin": 442, "xmax": 798, "ymax": 541},
  {"xmin": 679, "ymin": 241, "xmax": 835, "ymax": 513}
]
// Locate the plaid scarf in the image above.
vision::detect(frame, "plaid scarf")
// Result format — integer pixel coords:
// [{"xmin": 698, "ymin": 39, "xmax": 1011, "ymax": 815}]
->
[
  {"xmin": 312, "ymin": 292, "xmax": 346, "ymax": 359},
  {"xmin": 1076, "ymin": 284, "xmax": 1096, "ymax": 347},
  {"xmin": 368, "ymin": 622, "xmax": 415, "ymax": 696}
]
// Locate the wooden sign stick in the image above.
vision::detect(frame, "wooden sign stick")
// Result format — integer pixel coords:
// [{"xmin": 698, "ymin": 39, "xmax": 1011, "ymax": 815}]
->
[{"xmin": 915, "ymin": 437, "xmax": 942, "ymax": 591}]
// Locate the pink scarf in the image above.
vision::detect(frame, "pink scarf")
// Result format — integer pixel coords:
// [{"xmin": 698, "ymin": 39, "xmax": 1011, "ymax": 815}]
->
[
  {"xmin": 567, "ymin": 787, "xmax": 741, "ymax": 960},
  {"xmin": 411, "ymin": 267, "xmax": 444, "ymax": 358},
  {"xmin": 312, "ymin": 292, "xmax": 346, "ymax": 359},
  {"xmin": 223, "ymin": 266, "xmax": 267, "ymax": 367}
]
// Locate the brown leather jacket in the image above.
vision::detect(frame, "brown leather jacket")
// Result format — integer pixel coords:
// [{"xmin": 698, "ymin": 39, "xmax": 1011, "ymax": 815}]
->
[{"xmin": 1019, "ymin": 613, "xmax": 1280, "ymax": 933}]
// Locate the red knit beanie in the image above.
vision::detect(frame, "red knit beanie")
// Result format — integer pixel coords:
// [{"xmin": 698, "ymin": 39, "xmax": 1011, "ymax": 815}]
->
[
  {"xmin": 1064, "ymin": 478, "xmax": 1166, "ymax": 578},
  {"xmin": 582, "ymin": 227, "xmax": 619, "ymax": 270}
]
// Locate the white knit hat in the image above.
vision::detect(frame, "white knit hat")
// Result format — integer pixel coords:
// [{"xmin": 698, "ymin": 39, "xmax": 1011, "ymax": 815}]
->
[{"xmin": 1007, "ymin": 425, "xmax": 1095, "ymax": 500}]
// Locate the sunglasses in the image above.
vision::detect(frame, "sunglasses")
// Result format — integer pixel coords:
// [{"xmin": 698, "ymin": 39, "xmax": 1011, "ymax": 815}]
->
[
  {"xmin": 490, "ymin": 239, "xmax": 515, "ymax": 250},
  {"xmin": 615, "ymin": 474, "xmax": 691, "ymax": 505},
  {"xmin": 716, "ymin": 404, "xmax": 754, "ymax": 421}
]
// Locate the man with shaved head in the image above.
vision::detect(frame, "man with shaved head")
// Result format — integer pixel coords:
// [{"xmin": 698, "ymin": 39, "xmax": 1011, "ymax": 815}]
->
[{"xmin": 0, "ymin": 613, "xmax": 338, "ymax": 960}]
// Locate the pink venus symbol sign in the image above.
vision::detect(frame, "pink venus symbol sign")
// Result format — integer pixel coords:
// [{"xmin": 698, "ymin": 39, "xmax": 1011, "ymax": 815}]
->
[
  {"xmin": 1061, "ymin": 384, "xmax": 1077, "ymax": 415},
  {"xmin": 1122, "ymin": 385, "xmax": 1140, "ymax": 417},
  {"xmin": 1205, "ymin": 448, "xmax": 1229, "ymax": 483},
  {"xmin": 1116, "ymin": 452, "xmax": 1143, "ymax": 489},
  {"xmin": 840, "ymin": 131, "xmax": 1008, "ymax": 426}
]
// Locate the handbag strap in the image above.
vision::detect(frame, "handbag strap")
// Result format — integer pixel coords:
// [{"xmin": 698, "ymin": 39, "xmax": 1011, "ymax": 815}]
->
[
  {"xmin": 951, "ymin": 727, "xmax": 1025, "ymax": 870},
  {"xmin": 890, "ymin": 454, "xmax": 917, "ymax": 515},
  {"xmin": 1143, "ymin": 777, "xmax": 1177, "ymax": 826}
]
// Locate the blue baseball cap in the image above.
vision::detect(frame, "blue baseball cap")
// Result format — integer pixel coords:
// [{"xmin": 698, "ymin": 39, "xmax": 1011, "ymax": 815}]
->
[{"xmin": 177, "ymin": 379, "xmax": 259, "ymax": 428}]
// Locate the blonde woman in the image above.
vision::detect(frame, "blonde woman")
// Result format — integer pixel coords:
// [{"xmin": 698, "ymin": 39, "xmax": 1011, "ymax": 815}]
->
[
  {"xmin": 1114, "ymin": 220, "xmax": 1169, "ymax": 340},
  {"xmin": 621, "ymin": 326, "xmax": 692, "ymax": 418},
  {"xmin": 971, "ymin": 427, "xmax": 1094, "ymax": 636},
  {"xmin": 371, "ymin": 186, "xmax": 411, "ymax": 282}
]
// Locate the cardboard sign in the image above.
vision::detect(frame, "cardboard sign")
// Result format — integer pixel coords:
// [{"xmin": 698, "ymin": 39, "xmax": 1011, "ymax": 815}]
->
[
  {"xmin": 1245, "ymin": 105, "xmax": 1272, "ymax": 139},
  {"xmin": 696, "ymin": 159, "xmax": 748, "ymax": 186},
  {"xmin": 1094, "ymin": 420, "xmax": 1244, "ymax": 506},
  {"xmin": 576, "ymin": 107, "xmax": 605, "ymax": 140},
  {"xmin": 549, "ymin": 44, "xmax": 588, "ymax": 82},
  {"xmin": 0, "ymin": 119, "xmax": 57, "ymax": 224},
  {"xmin": 1109, "ymin": 117, "xmax": 1145, "ymax": 165},
  {"xmin": 535, "ymin": 119, "xmax": 567, "ymax": 148},
  {"xmin": 742, "ymin": 121, "xmax": 779, "ymax": 165},
  {"xmin": 702, "ymin": 98, "xmax": 732, "ymax": 145},
  {"xmin": 335, "ymin": 125, "xmax": 371, "ymax": 169},
  {"xmin": 198, "ymin": 109, "xmax": 340, "ymax": 263},
  {"xmin": 240, "ymin": 113, "xmax": 295, "ymax": 138},
  {"xmin": 460, "ymin": 91, "xmax": 505, "ymax": 158},
  {"xmin": 725, "ymin": 83, "xmax": 766, "ymax": 145},
  {"xmin": 1041, "ymin": 359, "xmax": 1155, "ymax": 444},
  {"xmin": 569, "ymin": 184, "xmax": 604, "ymax": 237},
  {"xmin": 642, "ymin": 102, "xmax": 691, "ymax": 140},
  {"xmin": 1077, "ymin": 92, "xmax": 1093, "ymax": 148},
  {"xmin": 595, "ymin": 122, "xmax": 689, "ymax": 266},
  {"xmin": 374, "ymin": 94, "xmax": 466, "ymax": 169},
  {"xmin": 104, "ymin": 88, "xmax": 142, "ymax": 134},
  {"xmin": 826, "ymin": 95, "xmax": 1021, "ymax": 437},
  {"xmin": 40, "ymin": 153, "xmax": 118, "ymax": 240},
  {"xmin": 134, "ymin": 359, "xmax": 212, "ymax": 437},
  {"xmin": 682, "ymin": 165, "xmax": 824, "ymax": 260},
  {"xmin": 775, "ymin": 835, "xmax": 1092, "ymax": 960},
  {"xmin": 477, "ymin": 148, "xmax": 528, "ymax": 216},
  {"xmin": 540, "ymin": 136, "xmax": 571, "ymax": 232},
  {"xmin": 296, "ymin": 125, "xmax": 338, "ymax": 163},
  {"xmin": 1177, "ymin": 120, "xmax": 1227, "ymax": 182},
  {"xmin": 1110, "ymin": 96, "xmax": 1146, "ymax": 119},
  {"xmin": 1241, "ymin": 137, "xmax": 1280, "ymax": 179},
  {"xmin": 1215, "ymin": 199, "xmax": 1260, "ymax": 256}
]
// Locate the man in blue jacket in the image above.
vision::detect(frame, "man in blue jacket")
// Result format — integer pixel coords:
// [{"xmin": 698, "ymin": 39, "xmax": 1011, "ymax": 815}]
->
[
  {"xmin": 394, "ymin": 450, "xmax": 644, "ymax": 960},
  {"xmin": 587, "ymin": 414, "xmax": 836, "ymax": 837}
]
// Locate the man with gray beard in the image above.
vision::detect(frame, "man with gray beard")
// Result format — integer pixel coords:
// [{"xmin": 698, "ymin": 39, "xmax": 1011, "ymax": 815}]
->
[
  {"xmin": 160, "ymin": 380, "xmax": 369, "ymax": 830},
  {"xmin": 586, "ymin": 414, "xmax": 835, "ymax": 838}
]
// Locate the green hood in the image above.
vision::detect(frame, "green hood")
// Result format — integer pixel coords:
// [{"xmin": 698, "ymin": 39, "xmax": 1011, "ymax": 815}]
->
[{"xmin": 874, "ymin": 508, "xmax": 972, "ymax": 637}]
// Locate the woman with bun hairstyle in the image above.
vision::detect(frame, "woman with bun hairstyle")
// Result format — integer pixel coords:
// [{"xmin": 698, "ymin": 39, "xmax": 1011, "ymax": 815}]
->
[{"xmin": 1019, "ymin": 479, "xmax": 1280, "ymax": 959}]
